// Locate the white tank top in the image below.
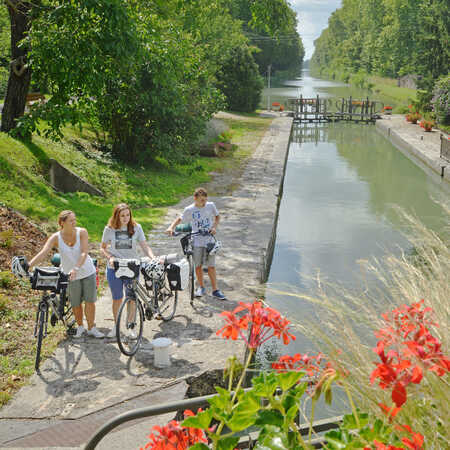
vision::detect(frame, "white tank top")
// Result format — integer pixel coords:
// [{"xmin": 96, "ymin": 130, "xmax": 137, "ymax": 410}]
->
[{"xmin": 58, "ymin": 228, "xmax": 96, "ymax": 280}]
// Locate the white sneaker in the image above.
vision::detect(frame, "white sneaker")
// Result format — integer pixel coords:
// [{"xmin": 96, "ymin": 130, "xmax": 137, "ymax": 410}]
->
[
  {"xmin": 107, "ymin": 328, "xmax": 117, "ymax": 339},
  {"xmin": 73, "ymin": 325, "xmax": 86, "ymax": 339},
  {"xmin": 128, "ymin": 330, "xmax": 137, "ymax": 340},
  {"xmin": 195, "ymin": 286, "xmax": 206, "ymax": 297},
  {"xmin": 87, "ymin": 327, "xmax": 105, "ymax": 338}
]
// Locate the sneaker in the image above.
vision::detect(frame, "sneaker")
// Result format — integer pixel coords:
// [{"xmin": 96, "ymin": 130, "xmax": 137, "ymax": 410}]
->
[
  {"xmin": 212, "ymin": 290, "xmax": 227, "ymax": 300},
  {"xmin": 107, "ymin": 328, "xmax": 117, "ymax": 339},
  {"xmin": 128, "ymin": 330, "xmax": 137, "ymax": 340},
  {"xmin": 195, "ymin": 286, "xmax": 206, "ymax": 297},
  {"xmin": 87, "ymin": 327, "xmax": 105, "ymax": 338},
  {"xmin": 73, "ymin": 325, "xmax": 86, "ymax": 339}
]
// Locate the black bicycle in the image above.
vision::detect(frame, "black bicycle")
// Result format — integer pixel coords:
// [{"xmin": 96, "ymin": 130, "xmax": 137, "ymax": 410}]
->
[
  {"xmin": 11, "ymin": 256, "xmax": 75, "ymax": 371},
  {"xmin": 114, "ymin": 255, "xmax": 180, "ymax": 356},
  {"xmin": 173, "ymin": 226, "xmax": 220, "ymax": 305}
]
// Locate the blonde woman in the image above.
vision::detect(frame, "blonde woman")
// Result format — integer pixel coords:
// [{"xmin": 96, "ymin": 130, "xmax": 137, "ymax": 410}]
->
[
  {"xmin": 28, "ymin": 210, "xmax": 104, "ymax": 339},
  {"xmin": 101, "ymin": 203, "xmax": 155, "ymax": 338}
]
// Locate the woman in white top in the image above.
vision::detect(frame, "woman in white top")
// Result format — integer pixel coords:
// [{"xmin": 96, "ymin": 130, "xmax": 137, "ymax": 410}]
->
[
  {"xmin": 101, "ymin": 203, "xmax": 155, "ymax": 338},
  {"xmin": 28, "ymin": 210, "xmax": 104, "ymax": 339}
]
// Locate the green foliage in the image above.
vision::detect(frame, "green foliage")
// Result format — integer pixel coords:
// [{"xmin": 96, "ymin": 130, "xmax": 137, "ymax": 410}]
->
[
  {"xmin": 216, "ymin": 46, "xmax": 263, "ymax": 112},
  {"xmin": 311, "ymin": 0, "xmax": 449, "ymax": 83},
  {"xmin": 0, "ymin": 294, "xmax": 10, "ymax": 316},
  {"xmin": 0, "ymin": 229, "xmax": 14, "ymax": 248},
  {"xmin": 431, "ymin": 75, "xmax": 450, "ymax": 125},
  {"xmin": 0, "ymin": 271, "xmax": 13, "ymax": 289}
]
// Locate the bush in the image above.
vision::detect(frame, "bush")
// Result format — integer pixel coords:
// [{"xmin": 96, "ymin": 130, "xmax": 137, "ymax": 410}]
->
[
  {"xmin": 0, "ymin": 271, "xmax": 13, "ymax": 289},
  {"xmin": 216, "ymin": 46, "xmax": 264, "ymax": 113},
  {"xmin": 431, "ymin": 75, "xmax": 450, "ymax": 125}
]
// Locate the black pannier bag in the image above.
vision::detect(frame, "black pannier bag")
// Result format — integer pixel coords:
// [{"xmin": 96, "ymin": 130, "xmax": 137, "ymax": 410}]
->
[
  {"xmin": 166, "ymin": 263, "xmax": 181, "ymax": 291},
  {"xmin": 180, "ymin": 234, "xmax": 192, "ymax": 255},
  {"xmin": 31, "ymin": 267, "xmax": 69, "ymax": 293}
]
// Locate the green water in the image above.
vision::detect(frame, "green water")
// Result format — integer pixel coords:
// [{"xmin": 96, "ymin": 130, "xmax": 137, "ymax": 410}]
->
[{"xmin": 261, "ymin": 71, "xmax": 449, "ymax": 417}]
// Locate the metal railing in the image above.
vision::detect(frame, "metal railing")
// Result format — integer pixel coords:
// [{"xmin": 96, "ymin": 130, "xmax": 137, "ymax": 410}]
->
[
  {"xmin": 440, "ymin": 133, "xmax": 450, "ymax": 162},
  {"xmin": 84, "ymin": 391, "xmax": 342, "ymax": 449}
]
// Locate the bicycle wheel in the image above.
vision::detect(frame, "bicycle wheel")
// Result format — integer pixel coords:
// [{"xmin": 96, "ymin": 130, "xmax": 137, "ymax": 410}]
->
[
  {"xmin": 187, "ymin": 254, "xmax": 195, "ymax": 305},
  {"xmin": 35, "ymin": 305, "xmax": 47, "ymax": 371},
  {"xmin": 155, "ymin": 280, "xmax": 177, "ymax": 321},
  {"xmin": 116, "ymin": 297, "xmax": 143, "ymax": 356}
]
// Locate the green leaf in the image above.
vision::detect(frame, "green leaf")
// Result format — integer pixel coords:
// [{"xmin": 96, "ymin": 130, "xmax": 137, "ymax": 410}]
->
[
  {"xmin": 252, "ymin": 372, "xmax": 279, "ymax": 398},
  {"xmin": 276, "ymin": 371, "xmax": 304, "ymax": 392},
  {"xmin": 181, "ymin": 408, "xmax": 212, "ymax": 429},
  {"xmin": 188, "ymin": 444, "xmax": 210, "ymax": 450},
  {"xmin": 217, "ymin": 436, "xmax": 240, "ymax": 450},
  {"xmin": 255, "ymin": 410, "xmax": 284, "ymax": 428},
  {"xmin": 227, "ymin": 392, "xmax": 259, "ymax": 431}
]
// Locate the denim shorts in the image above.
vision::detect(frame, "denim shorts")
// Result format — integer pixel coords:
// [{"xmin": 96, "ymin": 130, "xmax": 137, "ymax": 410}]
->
[{"xmin": 106, "ymin": 267, "xmax": 134, "ymax": 301}]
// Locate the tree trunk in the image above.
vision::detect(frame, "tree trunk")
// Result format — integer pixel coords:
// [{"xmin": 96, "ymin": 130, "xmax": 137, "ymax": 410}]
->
[{"xmin": 1, "ymin": 1, "xmax": 33, "ymax": 133}]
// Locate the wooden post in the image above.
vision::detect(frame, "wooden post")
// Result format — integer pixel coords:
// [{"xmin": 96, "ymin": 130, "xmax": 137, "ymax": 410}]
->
[{"xmin": 349, "ymin": 96, "xmax": 352, "ymax": 119}]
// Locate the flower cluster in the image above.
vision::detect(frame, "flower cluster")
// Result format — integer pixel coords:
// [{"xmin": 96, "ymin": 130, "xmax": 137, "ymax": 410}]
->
[
  {"xmin": 141, "ymin": 410, "xmax": 207, "ymax": 450},
  {"xmin": 271, "ymin": 352, "xmax": 324, "ymax": 376},
  {"xmin": 383, "ymin": 106, "xmax": 393, "ymax": 111},
  {"xmin": 370, "ymin": 300, "xmax": 450, "ymax": 408},
  {"xmin": 216, "ymin": 301, "xmax": 296, "ymax": 349}
]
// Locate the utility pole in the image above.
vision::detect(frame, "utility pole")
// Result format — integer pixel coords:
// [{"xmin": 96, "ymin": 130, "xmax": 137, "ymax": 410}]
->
[{"xmin": 267, "ymin": 64, "xmax": 271, "ymax": 111}]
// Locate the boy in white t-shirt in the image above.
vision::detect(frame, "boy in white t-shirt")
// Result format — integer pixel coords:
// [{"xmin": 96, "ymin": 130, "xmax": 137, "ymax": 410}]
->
[{"xmin": 166, "ymin": 187, "xmax": 226, "ymax": 300}]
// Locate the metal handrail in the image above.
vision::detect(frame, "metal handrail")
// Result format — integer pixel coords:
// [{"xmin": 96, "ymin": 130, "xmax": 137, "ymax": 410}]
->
[{"xmin": 84, "ymin": 389, "xmax": 342, "ymax": 449}]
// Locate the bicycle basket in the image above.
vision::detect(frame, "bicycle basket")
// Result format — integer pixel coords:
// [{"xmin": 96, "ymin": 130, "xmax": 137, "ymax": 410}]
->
[
  {"xmin": 31, "ymin": 267, "xmax": 69, "ymax": 293},
  {"xmin": 113, "ymin": 259, "xmax": 140, "ymax": 280},
  {"xmin": 166, "ymin": 258, "xmax": 189, "ymax": 291},
  {"xmin": 180, "ymin": 234, "xmax": 192, "ymax": 255}
]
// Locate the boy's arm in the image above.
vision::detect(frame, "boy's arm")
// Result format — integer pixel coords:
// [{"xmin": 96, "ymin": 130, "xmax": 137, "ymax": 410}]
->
[
  {"xmin": 211, "ymin": 214, "xmax": 220, "ymax": 235},
  {"xmin": 165, "ymin": 216, "xmax": 182, "ymax": 235}
]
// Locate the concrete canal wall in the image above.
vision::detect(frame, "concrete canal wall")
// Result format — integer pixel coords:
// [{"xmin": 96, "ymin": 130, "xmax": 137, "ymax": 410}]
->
[{"xmin": 376, "ymin": 115, "xmax": 450, "ymax": 183}]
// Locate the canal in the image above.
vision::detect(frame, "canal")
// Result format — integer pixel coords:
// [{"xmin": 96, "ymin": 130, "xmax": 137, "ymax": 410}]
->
[{"xmin": 260, "ymin": 71, "xmax": 449, "ymax": 417}]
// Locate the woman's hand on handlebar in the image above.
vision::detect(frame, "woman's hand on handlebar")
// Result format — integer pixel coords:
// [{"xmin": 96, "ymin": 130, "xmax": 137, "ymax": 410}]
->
[{"xmin": 165, "ymin": 227, "xmax": 174, "ymax": 236}]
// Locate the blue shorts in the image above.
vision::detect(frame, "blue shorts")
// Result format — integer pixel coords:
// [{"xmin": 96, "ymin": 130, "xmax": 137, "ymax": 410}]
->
[{"xmin": 106, "ymin": 267, "xmax": 134, "ymax": 301}]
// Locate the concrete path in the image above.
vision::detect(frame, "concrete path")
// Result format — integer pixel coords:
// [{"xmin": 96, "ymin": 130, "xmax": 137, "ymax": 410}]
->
[
  {"xmin": 0, "ymin": 116, "xmax": 293, "ymax": 449},
  {"xmin": 376, "ymin": 114, "xmax": 450, "ymax": 182}
]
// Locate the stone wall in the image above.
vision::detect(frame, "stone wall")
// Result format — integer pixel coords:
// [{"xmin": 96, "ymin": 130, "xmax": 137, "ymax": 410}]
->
[{"xmin": 49, "ymin": 159, "xmax": 103, "ymax": 196}]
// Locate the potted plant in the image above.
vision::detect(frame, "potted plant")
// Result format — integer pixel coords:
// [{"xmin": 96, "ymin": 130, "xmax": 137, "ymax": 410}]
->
[
  {"xmin": 408, "ymin": 112, "xmax": 421, "ymax": 124},
  {"xmin": 421, "ymin": 119, "xmax": 435, "ymax": 132},
  {"xmin": 383, "ymin": 105, "xmax": 392, "ymax": 115}
]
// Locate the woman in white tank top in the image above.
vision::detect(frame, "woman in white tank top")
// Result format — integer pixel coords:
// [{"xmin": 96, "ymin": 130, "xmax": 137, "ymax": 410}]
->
[{"xmin": 28, "ymin": 210, "xmax": 104, "ymax": 339}]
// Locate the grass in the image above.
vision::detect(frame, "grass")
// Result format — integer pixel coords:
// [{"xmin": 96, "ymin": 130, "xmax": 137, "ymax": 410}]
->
[
  {"xmin": 0, "ymin": 113, "xmax": 272, "ymax": 240},
  {"xmin": 272, "ymin": 206, "xmax": 449, "ymax": 447},
  {"xmin": 369, "ymin": 75, "xmax": 417, "ymax": 105},
  {"xmin": 0, "ymin": 111, "xmax": 273, "ymax": 407}
]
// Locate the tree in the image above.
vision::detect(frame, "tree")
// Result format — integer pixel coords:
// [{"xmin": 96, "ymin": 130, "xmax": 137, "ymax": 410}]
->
[
  {"xmin": 1, "ymin": 0, "xmax": 36, "ymax": 133},
  {"xmin": 216, "ymin": 45, "xmax": 263, "ymax": 112}
]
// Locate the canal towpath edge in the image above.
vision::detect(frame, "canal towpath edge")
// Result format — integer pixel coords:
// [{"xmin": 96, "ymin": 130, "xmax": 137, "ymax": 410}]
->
[{"xmin": 0, "ymin": 116, "xmax": 293, "ymax": 449}]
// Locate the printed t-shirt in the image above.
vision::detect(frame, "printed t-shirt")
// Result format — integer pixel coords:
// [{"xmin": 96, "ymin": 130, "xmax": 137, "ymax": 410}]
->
[
  {"xmin": 181, "ymin": 202, "xmax": 219, "ymax": 247},
  {"xmin": 101, "ymin": 224, "xmax": 146, "ymax": 266}
]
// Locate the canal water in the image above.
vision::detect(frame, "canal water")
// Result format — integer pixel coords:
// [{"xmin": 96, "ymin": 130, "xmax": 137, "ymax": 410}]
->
[{"xmin": 260, "ymin": 71, "xmax": 449, "ymax": 417}]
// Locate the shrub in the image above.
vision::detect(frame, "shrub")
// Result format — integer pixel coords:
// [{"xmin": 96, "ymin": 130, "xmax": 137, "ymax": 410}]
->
[
  {"xmin": 0, "ymin": 271, "xmax": 14, "ymax": 289},
  {"xmin": 431, "ymin": 75, "xmax": 450, "ymax": 125},
  {"xmin": 0, "ymin": 230, "xmax": 14, "ymax": 248},
  {"xmin": 0, "ymin": 294, "xmax": 10, "ymax": 316}
]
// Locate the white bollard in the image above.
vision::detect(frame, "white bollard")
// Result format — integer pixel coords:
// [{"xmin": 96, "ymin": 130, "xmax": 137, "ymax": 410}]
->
[{"xmin": 152, "ymin": 337, "xmax": 172, "ymax": 368}]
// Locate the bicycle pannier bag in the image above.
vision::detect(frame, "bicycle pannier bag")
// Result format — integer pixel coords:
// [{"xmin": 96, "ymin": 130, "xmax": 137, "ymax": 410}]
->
[
  {"xmin": 113, "ymin": 259, "xmax": 140, "ymax": 280},
  {"xmin": 31, "ymin": 267, "xmax": 69, "ymax": 293},
  {"xmin": 180, "ymin": 234, "xmax": 192, "ymax": 255},
  {"xmin": 166, "ymin": 258, "xmax": 189, "ymax": 291}
]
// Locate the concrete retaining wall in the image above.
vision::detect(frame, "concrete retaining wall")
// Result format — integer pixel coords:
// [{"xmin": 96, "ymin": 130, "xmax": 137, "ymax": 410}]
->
[
  {"xmin": 375, "ymin": 117, "xmax": 450, "ymax": 183},
  {"xmin": 49, "ymin": 159, "xmax": 104, "ymax": 196}
]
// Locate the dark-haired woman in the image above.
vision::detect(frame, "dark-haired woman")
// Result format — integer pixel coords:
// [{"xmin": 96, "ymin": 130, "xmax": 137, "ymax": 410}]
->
[{"xmin": 101, "ymin": 203, "xmax": 155, "ymax": 338}]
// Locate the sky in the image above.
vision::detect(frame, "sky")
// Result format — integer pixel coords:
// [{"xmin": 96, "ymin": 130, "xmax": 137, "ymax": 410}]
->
[{"xmin": 290, "ymin": 0, "xmax": 342, "ymax": 60}]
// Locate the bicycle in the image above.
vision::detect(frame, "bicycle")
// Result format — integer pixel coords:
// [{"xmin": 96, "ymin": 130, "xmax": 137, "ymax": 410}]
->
[
  {"xmin": 11, "ymin": 256, "xmax": 75, "ymax": 371},
  {"xmin": 113, "ymin": 255, "xmax": 181, "ymax": 356},
  {"xmin": 173, "ymin": 226, "xmax": 221, "ymax": 306}
]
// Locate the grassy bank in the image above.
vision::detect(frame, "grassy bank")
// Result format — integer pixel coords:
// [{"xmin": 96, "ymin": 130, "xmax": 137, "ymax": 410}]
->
[
  {"xmin": 0, "ymin": 113, "xmax": 272, "ymax": 240},
  {"xmin": 0, "ymin": 112, "xmax": 273, "ymax": 407}
]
